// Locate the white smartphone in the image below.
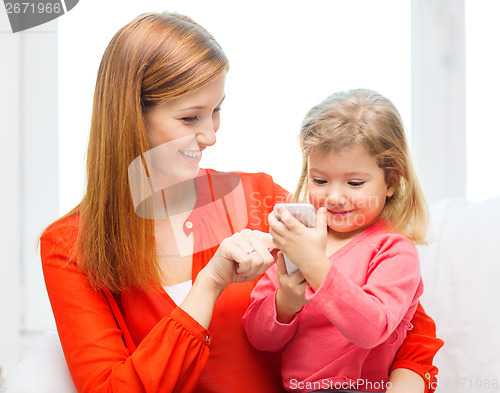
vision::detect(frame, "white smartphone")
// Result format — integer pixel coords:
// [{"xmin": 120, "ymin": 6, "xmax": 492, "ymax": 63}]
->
[{"xmin": 272, "ymin": 203, "xmax": 316, "ymax": 274}]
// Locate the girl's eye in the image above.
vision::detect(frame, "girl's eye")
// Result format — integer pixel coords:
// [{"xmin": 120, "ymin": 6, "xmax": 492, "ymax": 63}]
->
[
  {"xmin": 312, "ymin": 178, "xmax": 327, "ymax": 185},
  {"xmin": 348, "ymin": 181, "xmax": 365, "ymax": 187},
  {"xmin": 213, "ymin": 107, "xmax": 222, "ymax": 114},
  {"xmin": 181, "ymin": 116, "xmax": 199, "ymax": 122}
]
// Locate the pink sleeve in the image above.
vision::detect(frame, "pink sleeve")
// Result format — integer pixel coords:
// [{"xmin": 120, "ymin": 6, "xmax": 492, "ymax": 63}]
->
[
  {"xmin": 242, "ymin": 264, "xmax": 299, "ymax": 352},
  {"xmin": 305, "ymin": 235, "xmax": 423, "ymax": 349}
]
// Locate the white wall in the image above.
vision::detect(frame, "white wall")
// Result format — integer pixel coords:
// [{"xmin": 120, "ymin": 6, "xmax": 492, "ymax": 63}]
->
[
  {"xmin": 0, "ymin": 11, "xmax": 59, "ymax": 379},
  {"xmin": 465, "ymin": 0, "xmax": 500, "ymax": 201},
  {"xmin": 411, "ymin": 0, "xmax": 466, "ymax": 202},
  {"xmin": 19, "ymin": 21, "xmax": 59, "ymax": 336},
  {"xmin": 0, "ymin": 10, "xmax": 22, "ymax": 380}
]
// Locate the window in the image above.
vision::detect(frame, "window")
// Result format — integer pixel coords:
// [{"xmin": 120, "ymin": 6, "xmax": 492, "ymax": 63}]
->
[{"xmin": 466, "ymin": 0, "xmax": 500, "ymax": 201}]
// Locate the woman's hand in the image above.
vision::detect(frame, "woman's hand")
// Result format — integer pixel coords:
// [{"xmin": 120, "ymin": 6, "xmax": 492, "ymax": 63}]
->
[
  {"xmin": 275, "ymin": 252, "xmax": 309, "ymax": 323},
  {"xmin": 386, "ymin": 368, "xmax": 426, "ymax": 393},
  {"xmin": 205, "ymin": 229, "xmax": 276, "ymax": 292},
  {"xmin": 181, "ymin": 229, "xmax": 275, "ymax": 329}
]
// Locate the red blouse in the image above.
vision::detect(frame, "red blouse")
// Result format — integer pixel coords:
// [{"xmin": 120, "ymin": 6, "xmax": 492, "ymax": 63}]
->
[{"xmin": 40, "ymin": 169, "xmax": 443, "ymax": 393}]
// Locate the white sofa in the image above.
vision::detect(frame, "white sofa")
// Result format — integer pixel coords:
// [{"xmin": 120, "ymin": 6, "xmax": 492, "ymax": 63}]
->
[
  {"xmin": 3, "ymin": 197, "xmax": 500, "ymax": 393},
  {"xmin": 417, "ymin": 196, "xmax": 500, "ymax": 392},
  {"xmin": 1, "ymin": 330, "xmax": 76, "ymax": 393}
]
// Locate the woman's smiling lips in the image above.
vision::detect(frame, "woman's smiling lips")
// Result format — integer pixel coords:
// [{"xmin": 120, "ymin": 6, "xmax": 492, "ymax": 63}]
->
[{"xmin": 179, "ymin": 149, "xmax": 202, "ymax": 165}]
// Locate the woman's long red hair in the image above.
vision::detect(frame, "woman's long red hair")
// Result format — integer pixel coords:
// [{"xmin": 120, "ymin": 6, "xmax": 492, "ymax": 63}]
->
[{"xmin": 64, "ymin": 13, "xmax": 228, "ymax": 292}]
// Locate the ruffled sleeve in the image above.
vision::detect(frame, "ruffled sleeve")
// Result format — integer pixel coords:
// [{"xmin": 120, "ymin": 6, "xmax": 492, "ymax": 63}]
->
[{"xmin": 390, "ymin": 302, "xmax": 444, "ymax": 393}]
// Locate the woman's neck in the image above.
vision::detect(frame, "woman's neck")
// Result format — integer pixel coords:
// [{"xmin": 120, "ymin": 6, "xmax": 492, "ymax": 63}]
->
[
  {"xmin": 153, "ymin": 179, "xmax": 197, "ymax": 285},
  {"xmin": 148, "ymin": 178, "xmax": 197, "ymax": 220},
  {"xmin": 161, "ymin": 178, "xmax": 197, "ymax": 216}
]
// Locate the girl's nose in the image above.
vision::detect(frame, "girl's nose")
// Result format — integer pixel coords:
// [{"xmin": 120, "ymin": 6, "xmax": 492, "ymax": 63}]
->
[{"xmin": 326, "ymin": 188, "xmax": 348, "ymax": 207}]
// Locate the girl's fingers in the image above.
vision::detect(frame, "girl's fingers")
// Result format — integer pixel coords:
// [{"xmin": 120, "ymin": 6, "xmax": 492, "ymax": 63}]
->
[
  {"xmin": 268, "ymin": 211, "xmax": 287, "ymax": 236},
  {"xmin": 315, "ymin": 207, "xmax": 328, "ymax": 234},
  {"xmin": 276, "ymin": 252, "xmax": 287, "ymax": 277},
  {"xmin": 269, "ymin": 227, "xmax": 284, "ymax": 248},
  {"xmin": 269, "ymin": 247, "xmax": 280, "ymax": 261},
  {"xmin": 276, "ymin": 206, "xmax": 301, "ymax": 229},
  {"xmin": 290, "ymin": 270, "xmax": 306, "ymax": 285},
  {"xmin": 277, "ymin": 252, "xmax": 305, "ymax": 284}
]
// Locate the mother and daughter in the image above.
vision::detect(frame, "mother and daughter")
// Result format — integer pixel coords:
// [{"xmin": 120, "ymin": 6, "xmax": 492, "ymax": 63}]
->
[{"xmin": 40, "ymin": 12, "xmax": 443, "ymax": 393}]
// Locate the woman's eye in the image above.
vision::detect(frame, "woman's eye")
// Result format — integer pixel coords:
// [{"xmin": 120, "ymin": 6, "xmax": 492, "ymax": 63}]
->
[
  {"xmin": 312, "ymin": 178, "xmax": 327, "ymax": 185},
  {"xmin": 181, "ymin": 116, "xmax": 198, "ymax": 122},
  {"xmin": 348, "ymin": 181, "xmax": 365, "ymax": 187},
  {"xmin": 213, "ymin": 107, "xmax": 222, "ymax": 114}
]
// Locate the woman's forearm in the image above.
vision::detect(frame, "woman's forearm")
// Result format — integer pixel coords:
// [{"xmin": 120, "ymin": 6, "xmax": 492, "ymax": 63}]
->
[
  {"xmin": 182, "ymin": 229, "xmax": 276, "ymax": 329},
  {"xmin": 180, "ymin": 267, "xmax": 223, "ymax": 329}
]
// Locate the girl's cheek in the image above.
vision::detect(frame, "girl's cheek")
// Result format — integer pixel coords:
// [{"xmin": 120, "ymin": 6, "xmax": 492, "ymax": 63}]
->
[{"xmin": 308, "ymin": 195, "xmax": 322, "ymax": 210}]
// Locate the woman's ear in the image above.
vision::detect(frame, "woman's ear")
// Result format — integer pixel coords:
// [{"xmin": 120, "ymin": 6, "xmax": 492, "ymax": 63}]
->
[{"xmin": 386, "ymin": 170, "xmax": 398, "ymax": 197}]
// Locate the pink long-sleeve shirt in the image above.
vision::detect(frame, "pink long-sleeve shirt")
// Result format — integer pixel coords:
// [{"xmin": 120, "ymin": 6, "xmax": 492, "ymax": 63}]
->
[{"xmin": 243, "ymin": 220, "xmax": 423, "ymax": 392}]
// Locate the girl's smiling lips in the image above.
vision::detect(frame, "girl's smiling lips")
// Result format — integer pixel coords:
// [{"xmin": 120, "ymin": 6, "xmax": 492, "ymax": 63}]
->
[{"xmin": 327, "ymin": 209, "xmax": 352, "ymax": 215}]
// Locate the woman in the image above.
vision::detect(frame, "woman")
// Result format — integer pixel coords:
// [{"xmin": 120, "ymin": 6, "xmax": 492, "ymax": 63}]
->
[{"xmin": 40, "ymin": 12, "xmax": 443, "ymax": 393}]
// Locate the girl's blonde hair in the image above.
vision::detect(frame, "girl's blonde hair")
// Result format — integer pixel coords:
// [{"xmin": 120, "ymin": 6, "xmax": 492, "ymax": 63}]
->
[
  {"xmin": 60, "ymin": 12, "xmax": 228, "ymax": 292},
  {"xmin": 295, "ymin": 89, "xmax": 428, "ymax": 244}
]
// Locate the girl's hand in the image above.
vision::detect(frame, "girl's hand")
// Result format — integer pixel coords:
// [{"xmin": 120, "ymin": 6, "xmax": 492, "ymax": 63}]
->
[
  {"xmin": 269, "ymin": 206, "xmax": 328, "ymax": 270},
  {"xmin": 269, "ymin": 206, "xmax": 331, "ymax": 291},
  {"xmin": 205, "ymin": 229, "xmax": 276, "ymax": 292},
  {"xmin": 275, "ymin": 252, "xmax": 309, "ymax": 323}
]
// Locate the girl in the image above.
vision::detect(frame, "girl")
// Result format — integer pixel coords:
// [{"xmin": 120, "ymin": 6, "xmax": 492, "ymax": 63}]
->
[{"xmin": 243, "ymin": 89, "xmax": 431, "ymax": 392}]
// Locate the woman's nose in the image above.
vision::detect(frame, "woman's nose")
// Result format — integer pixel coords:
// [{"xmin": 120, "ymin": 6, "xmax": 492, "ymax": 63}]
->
[{"xmin": 196, "ymin": 122, "xmax": 217, "ymax": 147}]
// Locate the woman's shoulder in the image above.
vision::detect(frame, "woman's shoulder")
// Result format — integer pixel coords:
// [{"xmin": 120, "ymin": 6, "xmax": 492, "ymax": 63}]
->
[
  {"xmin": 39, "ymin": 211, "xmax": 80, "ymax": 259},
  {"xmin": 204, "ymin": 168, "xmax": 288, "ymax": 198},
  {"xmin": 205, "ymin": 168, "xmax": 275, "ymax": 183},
  {"xmin": 42, "ymin": 211, "xmax": 80, "ymax": 238}
]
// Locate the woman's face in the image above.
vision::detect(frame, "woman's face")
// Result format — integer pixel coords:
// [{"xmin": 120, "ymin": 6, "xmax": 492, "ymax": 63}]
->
[{"xmin": 142, "ymin": 72, "xmax": 226, "ymax": 189}]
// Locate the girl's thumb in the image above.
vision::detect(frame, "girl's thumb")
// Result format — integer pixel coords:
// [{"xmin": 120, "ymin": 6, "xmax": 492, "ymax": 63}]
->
[{"xmin": 316, "ymin": 207, "xmax": 328, "ymax": 232}]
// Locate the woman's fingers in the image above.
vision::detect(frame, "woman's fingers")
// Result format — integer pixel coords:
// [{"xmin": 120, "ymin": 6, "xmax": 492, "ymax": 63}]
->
[
  {"xmin": 218, "ymin": 229, "xmax": 274, "ymax": 281},
  {"xmin": 237, "ymin": 247, "xmax": 274, "ymax": 279}
]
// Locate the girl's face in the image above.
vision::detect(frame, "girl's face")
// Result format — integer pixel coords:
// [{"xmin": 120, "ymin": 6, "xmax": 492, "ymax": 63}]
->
[
  {"xmin": 307, "ymin": 144, "xmax": 397, "ymax": 239},
  {"xmin": 142, "ymin": 72, "xmax": 226, "ymax": 188}
]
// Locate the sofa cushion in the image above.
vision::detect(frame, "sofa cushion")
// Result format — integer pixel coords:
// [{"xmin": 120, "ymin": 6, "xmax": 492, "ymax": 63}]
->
[
  {"xmin": 418, "ymin": 197, "xmax": 500, "ymax": 392},
  {"xmin": 2, "ymin": 330, "xmax": 76, "ymax": 393}
]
